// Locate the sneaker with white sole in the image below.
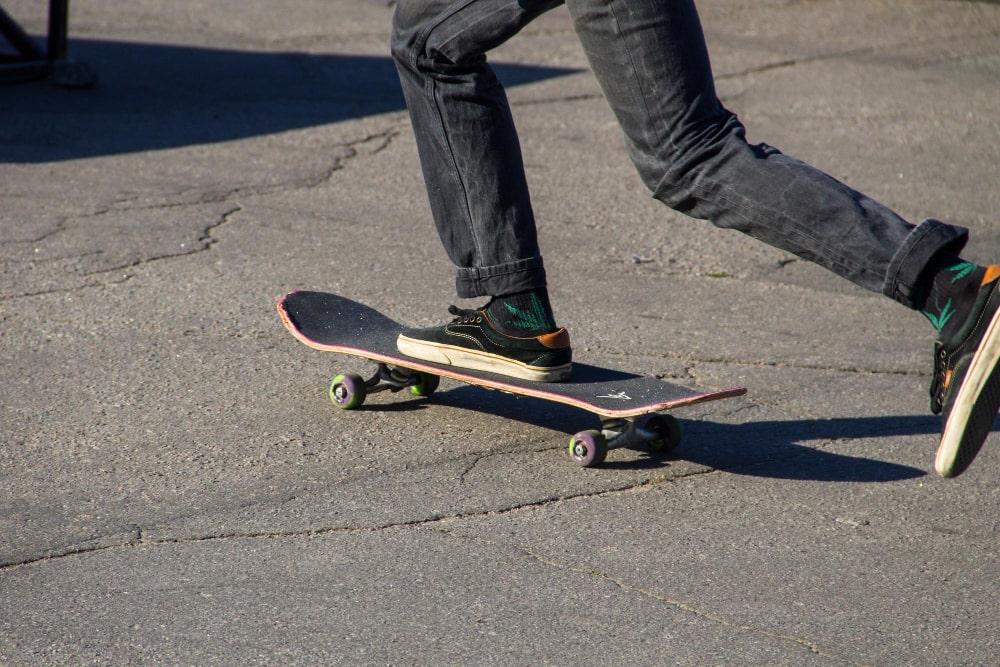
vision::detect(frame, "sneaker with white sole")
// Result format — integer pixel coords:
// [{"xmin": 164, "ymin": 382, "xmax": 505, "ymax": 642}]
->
[
  {"xmin": 930, "ymin": 265, "xmax": 1000, "ymax": 477},
  {"xmin": 396, "ymin": 305, "xmax": 572, "ymax": 382}
]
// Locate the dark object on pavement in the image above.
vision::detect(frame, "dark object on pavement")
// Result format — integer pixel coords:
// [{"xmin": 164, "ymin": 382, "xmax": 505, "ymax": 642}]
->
[{"xmin": 0, "ymin": 0, "xmax": 96, "ymax": 87}]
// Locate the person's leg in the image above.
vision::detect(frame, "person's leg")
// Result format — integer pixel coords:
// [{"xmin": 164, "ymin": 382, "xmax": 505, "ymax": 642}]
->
[
  {"xmin": 565, "ymin": 0, "xmax": 965, "ymax": 305},
  {"xmin": 564, "ymin": 0, "xmax": 998, "ymax": 476},
  {"xmin": 391, "ymin": 0, "xmax": 563, "ymax": 301},
  {"xmin": 391, "ymin": 0, "xmax": 573, "ymax": 381}
]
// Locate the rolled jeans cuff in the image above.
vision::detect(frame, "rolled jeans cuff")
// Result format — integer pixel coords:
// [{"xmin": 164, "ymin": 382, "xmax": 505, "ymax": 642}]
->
[
  {"xmin": 455, "ymin": 256, "xmax": 547, "ymax": 298},
  {"xmin": 883, "ymin": 218, "xmax": 969, "ymax": 309}
]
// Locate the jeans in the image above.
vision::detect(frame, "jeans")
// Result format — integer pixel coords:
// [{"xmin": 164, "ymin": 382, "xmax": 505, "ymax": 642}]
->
[{"xmin": 390, "ymin": 0, "xmax": 968, "ymax": 309}]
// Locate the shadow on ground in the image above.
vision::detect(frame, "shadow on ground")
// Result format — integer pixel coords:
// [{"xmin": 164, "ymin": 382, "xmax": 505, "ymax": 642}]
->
[
  {"xmin": 0, "ymin": 38, "xmax": 578, "ymax": 162},
  {"xmin": 373, "ymin": 385, "xmax": 989, "ymax": 482}
]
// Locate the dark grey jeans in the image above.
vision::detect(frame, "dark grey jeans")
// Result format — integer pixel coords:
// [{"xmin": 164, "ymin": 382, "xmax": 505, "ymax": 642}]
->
[{"xmin": 390, "ymin": 0, "xmax": 967, "ymax": 309}]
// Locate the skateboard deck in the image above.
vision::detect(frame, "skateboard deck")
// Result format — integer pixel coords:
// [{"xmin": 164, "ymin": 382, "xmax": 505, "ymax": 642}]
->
[{"xmin": 277, "ymin": 290, "xmax": 746, "ymax": 465}]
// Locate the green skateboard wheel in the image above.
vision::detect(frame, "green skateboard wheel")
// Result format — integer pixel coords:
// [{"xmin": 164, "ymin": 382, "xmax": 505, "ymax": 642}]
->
[
  {"xmin": 330, "ymin": 373, "xmax": 366, "ymax": 410},
  {"xmin": 409, "ymin": 372, "xmax": 440, "ymax": 397}
]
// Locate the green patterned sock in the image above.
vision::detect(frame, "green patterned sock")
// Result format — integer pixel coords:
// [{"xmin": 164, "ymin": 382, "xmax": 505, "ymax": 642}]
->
[
  {"xmin": 486, "ymin": 288, "xmax": 557, "ymax": 336},
  {"xmin": 918, "ymin": 253, "xmax": 985, "ymax": 340}
]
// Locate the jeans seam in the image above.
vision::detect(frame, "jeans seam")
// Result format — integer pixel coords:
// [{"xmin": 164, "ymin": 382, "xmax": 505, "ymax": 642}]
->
[
  {"xmin": 427, "ymin": 72, "xmax": 485, "ymax": 265},
  {"xmin": 607, "ymin": 0, "xmax": 669, "ymax": 156},
  {"xmin": 410, "ymin": 0, "xmax": 498, "ymax": 269},
  {"xmin": 693, "ymin": 170, "xmax": 878, "ymax": 279}
]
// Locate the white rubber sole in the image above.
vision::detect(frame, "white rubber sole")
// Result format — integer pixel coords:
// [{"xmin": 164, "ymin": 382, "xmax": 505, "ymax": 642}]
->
[
  {"xmin": 935, "ymin": 303, "xmax": 1000, "ymax": 477},
  {"xmin": 397, "ymin": 335, "xmax": 571, "ymax": 382}
]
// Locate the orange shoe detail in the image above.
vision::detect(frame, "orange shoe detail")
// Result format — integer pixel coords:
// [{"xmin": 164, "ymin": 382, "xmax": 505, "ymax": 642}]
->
[
  {"xmin": 537, "ymin": 328, "xmax": 570, "ymax": 349},
  {"xmin": 981, "ymin": 265, "xmax": 1000, "ymax": 286}
]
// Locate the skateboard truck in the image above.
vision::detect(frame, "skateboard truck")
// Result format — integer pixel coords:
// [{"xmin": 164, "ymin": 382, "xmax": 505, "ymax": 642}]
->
[
  {"xmin": 328, "ymin": 363, "xmax": 439, "ymax": 410},
  {"xmin": 567, "ymin": 414, "xmax": 682, "ymax": 467}
]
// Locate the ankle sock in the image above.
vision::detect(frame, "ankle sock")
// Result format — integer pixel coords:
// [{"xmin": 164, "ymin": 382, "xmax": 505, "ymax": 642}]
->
[
  {"xmin": 485, "ymin": 288, "xmax": 557, "ymax": 336},
  {"xmin": 918, "ymin": 253, "xmax": 988, "ymax": 339}
]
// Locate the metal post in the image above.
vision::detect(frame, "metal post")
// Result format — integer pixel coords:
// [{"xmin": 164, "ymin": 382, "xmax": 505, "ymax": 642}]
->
[
  {"xmin": 0, "ymin": 0, "xmax": 95, "ymax": 87},
  {"xmin": 46, "ymin": 0, "xmax": 68, "ymax": 61},
  {"xmin": 0, "ymin": 5, "xmax": 44, "ymax": 59}
]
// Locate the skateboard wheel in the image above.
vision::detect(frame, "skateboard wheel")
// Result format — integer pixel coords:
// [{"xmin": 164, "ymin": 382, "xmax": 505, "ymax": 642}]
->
[
  {"xmin": 644, "ymin": 414, "xmax": 682, "ymax": 453},
  {"xmin": 329, "ymin": 373, "xmax": 366, "ymax": 410},
  {"xmin": 409, "ymin": 372, "xmax": 440, "ymax": 397},
  {"xmin": 568, "ymin": 429, "xmax": 608, "ymax": 467}
]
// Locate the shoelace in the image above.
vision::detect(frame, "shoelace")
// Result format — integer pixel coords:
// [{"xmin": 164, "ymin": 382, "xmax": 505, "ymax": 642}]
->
[{"xmin": 448, "ymin": 305, "xmax": 482, "ymax": 325}]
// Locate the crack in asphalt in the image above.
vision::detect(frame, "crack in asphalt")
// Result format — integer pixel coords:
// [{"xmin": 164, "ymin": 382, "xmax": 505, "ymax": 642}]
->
[
  {"xmin": 1, "ymin": 249, "xmax": 105, "ymax": 264},
  {"xmin": 83, "ymin": 204, "xmax": 243, "ymax": 278},
  {"xmin": 692, "ymin": 401, "xmax": 761, "ymax": 421},
  {"xmin": 0, "ymin": 203, "xmax": 240, "ymax": 300},
  {"xmin": 0, "ymin": 402, "xmax": 894, "ymax": 572},
  {"xmin": 455, "ymin": 441, "xmax": 556, "ymax": 484},
  {"xmin": 0, "ymin": 464, "xmax": 859, "ymax": 664},
  {"xmin": 0, "ymin": 416, "xmax": 899, "ymax": 575},
  {"xmin": 457, "ymin": 452, "xmax": 488, "ymax": 485},
  {"xmin": 714, "ymin": 46, "xmax": 873, "ymax": 82},
  {"xmin": 503, "ymin": 540, "xmax": 864, "ymax": 665},
  {"xmin": 0, "ymin": 474, "xmax": 680, "ymax": 572},
  {"xmin": 0, "ymin": 273, "xmax": 133, "ymax": 301},
  {"xmin": 621, "ymin": 347, "xmax": 927, "ymax": 379},
  {"xmin": 0, "ymin": 127, "xmax": 402, "ymax": 302},
  {"xmin": 1, "ymin": 216, "xmax": 75, "ymax": 245},
  {"xmin": 10, "ymin": 127, "xmax": 400, "ymax": 239},
  {"xmin": 1, "ymin": 203, "xmax": 142, "ymax": 247}
]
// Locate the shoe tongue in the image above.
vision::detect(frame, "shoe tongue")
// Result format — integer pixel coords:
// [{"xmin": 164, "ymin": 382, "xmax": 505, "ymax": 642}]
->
[{"xmin": 447, "ymin": 305, "xmax": 478, "ymax": 318}]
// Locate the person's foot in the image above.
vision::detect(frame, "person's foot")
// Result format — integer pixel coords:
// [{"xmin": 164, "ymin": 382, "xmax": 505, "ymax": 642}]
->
[
  {"xmin": 929, "ymin": 264, "xmax": 1000, "ymax": 477},
  {"xmin": 396, "ymin": 304, "xmax": 572, "ymax": 382}
]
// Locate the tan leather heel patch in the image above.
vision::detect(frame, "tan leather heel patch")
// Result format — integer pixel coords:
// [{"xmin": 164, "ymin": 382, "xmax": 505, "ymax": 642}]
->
[
  {"xmin": 981, "ymin": 265, "xmax": 1000, "ymax": 286},
  {"xmin": 537, "ymin": 328, "xmax": 570, "ymax": 349}
]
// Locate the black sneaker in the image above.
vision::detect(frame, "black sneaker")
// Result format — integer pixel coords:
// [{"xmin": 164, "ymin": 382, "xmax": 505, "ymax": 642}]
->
[
  {"xmin": 397, "ymin": 306, "xmax": 572, "ymax": 382},
  {"xmin": 930, "ymin": 265, "xmax": 1000, "ymax": 477}
]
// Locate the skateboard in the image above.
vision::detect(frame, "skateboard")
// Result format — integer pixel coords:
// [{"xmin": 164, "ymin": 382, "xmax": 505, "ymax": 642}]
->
[{"xmin": 277, "ymin": 290, "xmax": 747, "ymax": 467}]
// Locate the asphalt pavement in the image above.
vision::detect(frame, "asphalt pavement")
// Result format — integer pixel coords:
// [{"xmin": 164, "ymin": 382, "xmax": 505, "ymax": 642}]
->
[{"xmin": 2, "ymin": 1, "xmax": 999, "ymax": 664}]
